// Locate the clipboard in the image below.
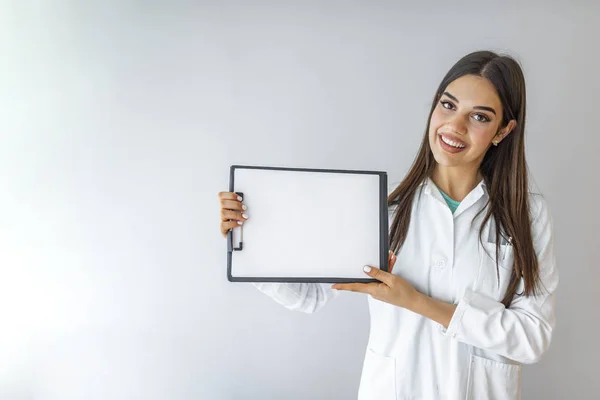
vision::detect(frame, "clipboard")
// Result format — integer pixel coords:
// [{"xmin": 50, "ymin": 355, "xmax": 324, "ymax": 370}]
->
[{"xmin": 227, "ymin": 165, "xmax": 389, "ymax": 283}]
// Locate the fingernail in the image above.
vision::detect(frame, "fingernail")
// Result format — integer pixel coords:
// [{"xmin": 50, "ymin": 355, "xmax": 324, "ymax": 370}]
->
[
  {"xmin": 237, "ymin": 221, "xmax": 243, "ymax": 225},
  {"xmin": 363, "ymin": 265, "xmax": 371, "ymax": 273},
  {"xmin": 237, "ymin": 196, "xmax": 243, "ymax": 201},
  {"xmin": 242, "ymin": 205, "xmax": 247, "ymax": 210},
  {"xmin": 242, "ymin": 214, "xmax": 248, "ymax": 219}
]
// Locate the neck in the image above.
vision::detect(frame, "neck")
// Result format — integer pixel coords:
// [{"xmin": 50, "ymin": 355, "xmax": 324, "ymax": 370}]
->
[{"xmin": 431, "ymin": 164, "xmax": 482, "ymax": 202}]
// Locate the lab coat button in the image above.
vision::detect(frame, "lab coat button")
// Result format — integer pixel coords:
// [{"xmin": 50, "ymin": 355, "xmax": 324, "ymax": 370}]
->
[{"xmin": 436, "ymin": 260, "xmax": 446, "ymax": 269}]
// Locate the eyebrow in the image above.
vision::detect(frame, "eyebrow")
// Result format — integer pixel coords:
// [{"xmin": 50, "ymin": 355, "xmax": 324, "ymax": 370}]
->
[{"xmin": 442, "ymin": 91, "xmax": 497, "ymax": 116}]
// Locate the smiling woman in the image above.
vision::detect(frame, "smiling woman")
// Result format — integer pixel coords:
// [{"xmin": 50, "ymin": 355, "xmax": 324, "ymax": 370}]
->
[
  {"xmin": 218, "ymin": 50, "xmax": 558, "ymax": 400},
  {"xmin": 429, "ymin": 75, "xmax": 516, "ymax": 167}
]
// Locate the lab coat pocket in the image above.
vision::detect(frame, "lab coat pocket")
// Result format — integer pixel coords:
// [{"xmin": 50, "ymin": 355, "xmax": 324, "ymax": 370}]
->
[
  {"xmin": 475, "ymin": 242, "xmax": 515, "ymax": 301},
  {"xmin": 357, "ymin": 348, "xmax": 397, "ymax": 400},
  {"xmin": 466, "ymin": 354, "xmax": 522, "ymax": 399}
]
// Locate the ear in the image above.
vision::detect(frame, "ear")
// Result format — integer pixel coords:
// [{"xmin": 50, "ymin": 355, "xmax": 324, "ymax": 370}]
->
[{"xmin": 493, "ymin": 119, "xmax": 517, "ymax": 145}]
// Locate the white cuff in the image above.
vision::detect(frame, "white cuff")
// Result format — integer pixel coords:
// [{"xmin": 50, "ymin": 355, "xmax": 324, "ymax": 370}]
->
[{"xmin": 440, "ymin": 289, "xmax": 475, "ymax": 338}]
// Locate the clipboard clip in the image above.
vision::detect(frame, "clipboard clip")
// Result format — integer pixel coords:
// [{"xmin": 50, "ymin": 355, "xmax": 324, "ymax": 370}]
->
[{"xmin": 227, "ymin": 191, "xmax": 244, "ymax": 252}]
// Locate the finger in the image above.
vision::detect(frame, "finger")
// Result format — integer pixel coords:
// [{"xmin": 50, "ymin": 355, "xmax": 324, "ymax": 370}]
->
[
  {"xmin": 221, "ymin": 209, "xmax": 249, "ymax": 222},
  {"xmin": 388, "ymin": 250, "xmax": 397, "ymax": 274},
  {"xmin": 221, "ymin": 199, "xmax": 246, "ymax": 212},
  {"xmin": 363, "ymin": 265, "xmax": 395, "ymax": 287},
  {"xmin": 331, "ymin": 283, "xmax": 375, "ymax": 295},
  {"xmin": 218, "ymin": 192, "xmax": 243, "ymax": 202},
  {"xmin": 220, "ymin": 219, "xmax": 243, "ymax": 237}
]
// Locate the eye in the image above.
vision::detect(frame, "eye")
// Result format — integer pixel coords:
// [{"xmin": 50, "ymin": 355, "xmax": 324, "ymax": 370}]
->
[
  {"xmin": 440, "ymin": 100, "xmax": 454, "ymax": 110},
  {"xmin": 473, "ymin": 113, "xmax": 490, "ymax": 123}
]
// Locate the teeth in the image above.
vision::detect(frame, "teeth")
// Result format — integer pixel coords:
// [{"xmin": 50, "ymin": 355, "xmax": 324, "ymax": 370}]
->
[{"xmin": 441, "ymin": 135, "xmax": 465, "ymax": 148}]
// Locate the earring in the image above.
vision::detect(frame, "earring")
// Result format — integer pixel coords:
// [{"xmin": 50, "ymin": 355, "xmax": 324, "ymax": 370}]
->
[{"xmin": 492, "ymin": 141, "xmax": 499, "ymax": 146}]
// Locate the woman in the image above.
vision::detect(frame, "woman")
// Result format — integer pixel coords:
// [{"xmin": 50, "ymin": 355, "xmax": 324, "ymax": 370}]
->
[{"xmin": 217, "ymin": 50, "xmax": 558, "ymax": 399}]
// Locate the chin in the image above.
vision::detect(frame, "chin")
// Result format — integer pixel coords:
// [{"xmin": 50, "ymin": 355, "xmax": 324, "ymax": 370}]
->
[
  {"xmin": 430, "ymin": 143, "xmax": 461, "ymax": 167},
  {"xmin": 433, "ymin": 154, "xmax": 463, "ymax": 168}
]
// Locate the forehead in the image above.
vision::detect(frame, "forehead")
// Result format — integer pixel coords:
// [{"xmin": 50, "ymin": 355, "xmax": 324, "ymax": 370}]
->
[{"xmin": 444, "ymin": 75, "xmax": 502, "ymax": 110}]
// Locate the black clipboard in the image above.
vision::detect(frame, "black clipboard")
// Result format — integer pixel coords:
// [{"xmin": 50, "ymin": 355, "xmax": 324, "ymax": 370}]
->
[{"xmin": 227, "ymin": 165, "xmax": 389, "ymax": 283}]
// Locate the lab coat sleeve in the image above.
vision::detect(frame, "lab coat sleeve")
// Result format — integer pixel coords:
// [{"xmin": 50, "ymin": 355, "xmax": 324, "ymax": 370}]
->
[
  {"xmin": 252, "ymin": 282, "xmax": 339, "ymax": 313},
  {"xmin": 441, "ymin": 194, "xmax": 559, "ymax": 364}
]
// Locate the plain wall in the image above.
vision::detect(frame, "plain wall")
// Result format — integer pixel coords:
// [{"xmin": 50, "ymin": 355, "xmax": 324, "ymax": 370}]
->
[{"xmin": 1, "ymin": 1, "xmax": 598, "ymax": 399}]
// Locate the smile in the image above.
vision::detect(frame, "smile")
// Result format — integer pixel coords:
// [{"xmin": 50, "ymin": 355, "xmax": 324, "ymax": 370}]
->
[{"xmin": 439, "ymin": 134, "xmax": 466, "ymax": 149}]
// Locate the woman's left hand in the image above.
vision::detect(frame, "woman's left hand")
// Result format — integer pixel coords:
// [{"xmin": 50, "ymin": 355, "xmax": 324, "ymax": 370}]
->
[{"xmin": 332, "ymin": 250, "xmax": 421, "ymax": 310}]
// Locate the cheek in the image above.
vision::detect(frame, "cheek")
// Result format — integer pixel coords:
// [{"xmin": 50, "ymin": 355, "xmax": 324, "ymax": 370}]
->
[
  {"xmin": 470, "ymin": 126, "xmax": 496, "ymax": 147},
  {"xmin": 430, "ymin": 108, "xmax": 443, "ymax": 128},
  {"xmin": 429, "ymin": 110, "xmax": 443, "ymax": 138}
]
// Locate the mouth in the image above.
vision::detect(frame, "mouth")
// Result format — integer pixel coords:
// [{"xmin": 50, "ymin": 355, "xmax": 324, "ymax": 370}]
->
[{"xmin": 438, "ymin": 133, "xmax": 467, "ymax": 153}]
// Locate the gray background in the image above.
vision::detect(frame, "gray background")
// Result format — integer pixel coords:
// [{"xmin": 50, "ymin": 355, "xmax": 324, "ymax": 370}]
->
[{"xmin": 0, "ymin": 1, "xmax": 598, "ymax": 399}]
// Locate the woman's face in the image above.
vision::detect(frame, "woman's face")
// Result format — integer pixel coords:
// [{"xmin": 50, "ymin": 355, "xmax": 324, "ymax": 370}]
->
[{"xmin": 428, "ymin": 74, "xmax": 514, "ymax": 169}]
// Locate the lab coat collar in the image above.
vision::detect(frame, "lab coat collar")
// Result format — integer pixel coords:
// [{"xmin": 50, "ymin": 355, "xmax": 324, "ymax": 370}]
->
[{"xmin": 422, "ymin": 176, "xmax": 487, "ymax": 218}]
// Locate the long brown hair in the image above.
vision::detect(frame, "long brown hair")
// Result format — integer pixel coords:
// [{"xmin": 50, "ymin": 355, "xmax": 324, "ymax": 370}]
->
[{"xmin": 388, "ymin": 50, "xmax": 541, "ymax": 307}]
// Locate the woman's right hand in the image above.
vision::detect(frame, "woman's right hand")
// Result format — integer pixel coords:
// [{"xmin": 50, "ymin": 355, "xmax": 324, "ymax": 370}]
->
[{"xmin": 218, "ymin": 192, "xmax": 249, "ymax": 238}]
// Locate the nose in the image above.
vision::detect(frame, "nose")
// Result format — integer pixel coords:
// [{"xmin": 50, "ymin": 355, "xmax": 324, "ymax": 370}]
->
[{"xmin": 447, "ymin": 113, "xmax": 468, "ymax": 135}]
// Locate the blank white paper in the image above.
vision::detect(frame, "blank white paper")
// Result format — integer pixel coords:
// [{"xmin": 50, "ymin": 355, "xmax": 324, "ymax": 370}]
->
[{"xmin": 228, "ymin": 166, "xmax": 386, "ymax": 282}]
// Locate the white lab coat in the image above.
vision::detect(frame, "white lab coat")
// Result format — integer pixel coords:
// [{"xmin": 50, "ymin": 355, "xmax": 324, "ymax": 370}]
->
[{"xmin": 253, "ymin": 177, "xmax": 558, "ymax": 400}]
